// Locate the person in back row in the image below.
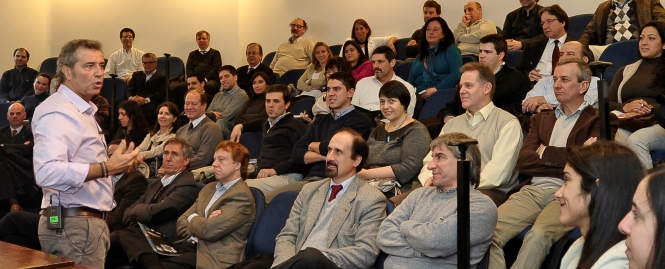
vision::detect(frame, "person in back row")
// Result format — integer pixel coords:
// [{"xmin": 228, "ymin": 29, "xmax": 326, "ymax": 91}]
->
[
  {"xmin": 176, "ymin": 89, "xmax": 223, "ymax": 171},
  {"xmin": 453, "ymin": 1, "xmax": 498, "ymax": 57},
  {"xmin": 270, "ymin": 18, "xmax": 315, "ymax": 76},
  {"xmin": 406, "ymin": 0, "xmax": 442, "ymax": 58}
]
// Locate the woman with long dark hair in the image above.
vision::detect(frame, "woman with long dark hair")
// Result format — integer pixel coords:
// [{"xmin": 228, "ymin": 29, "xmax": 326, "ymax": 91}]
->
[
  {"xmin": 408, "ymin": 17, "xmax": 462, "ymax": 100},
  {"xmin": 110, "ymin": 100, "xmax": 149, "ymax": 153},
  {"xmin": 340, "ymin": 19, "xmax": 397, "ymax": 58},
  {"xmin": 558, "ymin": 142, "xmax": 644, "ymax": 269},
  {"xmin": 342, "ymin": 40, "xmax": 374, "ymax": 82},
  {"xmin": 235, "ymin": 72, "xmax": 271, "ymax": 125}
]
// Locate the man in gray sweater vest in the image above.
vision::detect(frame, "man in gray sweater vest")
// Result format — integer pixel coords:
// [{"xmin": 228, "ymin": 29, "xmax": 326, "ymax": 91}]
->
[
  {"xmin": 176, "ymin": 90, "xmax": 223, "ymax": 171},
  {"xmin": 378, "ymin": 132, "xmax": 497, "ymax": 269}
]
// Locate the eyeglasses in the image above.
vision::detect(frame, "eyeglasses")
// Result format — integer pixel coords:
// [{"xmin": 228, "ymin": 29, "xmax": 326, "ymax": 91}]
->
[
  {"xmin": 540, "ymin": 19, "xmax": 558, "ymax": 26},
  {"xmin": 246, "ymin": 52, "xmax": 261, "ymax": 56},
  {"xmin": 289, "ymin": 23, "xmax": 304, "ymax": 29},
  {"xmin": 142, "ymin": 61, "xmax": 156, "ymax": 65}
]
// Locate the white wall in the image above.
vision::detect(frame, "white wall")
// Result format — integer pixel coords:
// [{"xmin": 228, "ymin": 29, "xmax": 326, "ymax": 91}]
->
[{"xmin": 0, "ymin": 0, "xmax": 602, "ymax": 73}]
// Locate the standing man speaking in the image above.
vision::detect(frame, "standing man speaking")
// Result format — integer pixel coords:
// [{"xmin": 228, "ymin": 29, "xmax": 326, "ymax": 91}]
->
[{"xmin": 32, "ymin": 39, "xmax": 140, "ymax": 268}]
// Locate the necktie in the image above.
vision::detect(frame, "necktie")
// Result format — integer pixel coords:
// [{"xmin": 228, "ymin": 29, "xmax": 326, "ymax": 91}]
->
[
  {"xmin": 188, "ymin": 123, "xmax": 194, "ymax": 130},
  {"xmin": 328, "ymin": 185, "xmax": 343, "ymax": 202},
  {"xmin": 551, "ymin": 40, "xmax": 560, "ymax": 75},
  {"xmin": 11, "ymin": 129, "xmax": 17, "ymax": 137},
  {"xmin": 247, "ymin": 67, "xmax": 252, "ymax": 74}
]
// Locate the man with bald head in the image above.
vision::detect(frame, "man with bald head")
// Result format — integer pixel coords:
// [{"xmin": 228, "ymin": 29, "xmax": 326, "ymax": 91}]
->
[
  {"xmin": 0, "ymin": 102, "xmax": 34, "ymax": 212},
  {"xmin": 269, "ymin": 18, "xmax": 315, "ymax": 75},
  {"xmin": 522, "ymin": 41, "xmax": 599, "ymax": 113},
  {"xmin": 1, "ymin": 103, "xmax": 31, "ymax": 145},
  {"xmin": 453, "ymin": 1, "xmax": 498, "ymax": 57},
  {"xmin": 0, "ymin": 48, "xmax": 39, "ymax": 102}
]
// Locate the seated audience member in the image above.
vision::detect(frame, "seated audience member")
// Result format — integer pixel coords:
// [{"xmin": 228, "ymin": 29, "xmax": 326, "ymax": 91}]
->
[
  {"xmin": 619, "ymin": 167, "xmax": 665, "ymax": 269},
  {"xmin": 109, "ymin": 100, "xmax": 150, "ymax": 154},
  {"xmin": 342, "ymin": 40, "xmax": 374, "ymax": 82},
  {"xmin": 0, "ymin": 48, "xmax": 38, "ymax": 102},
  {"xmin": 611, "ymin": 22, "xmax": 665, "ymax": 169},
  {"xmin": 517, "ymin": 4, "xmax": 571, "ymax": 82},
  {"xmin": 522, "ymin": 41, "xmax": 599, "ymax": 113},
  {"xmin": 231, "ymin": 84, "xmax": 308, "ymax": 184},
  {"xmin": 357, "ymin": 81, "xmax": 430, "ymax": 197},
  {"xmin": 503, "ymin": 0, "xmax": 544, "ymax": 51},
  {"xmin": 105, "ymin": 28, "xmax": 144, "ymax": 82},
  {"xmin": 107, "ymin": 138, "xmax": 199, "ymax": 269},
  {"xmin": 415, "ymin": 62, "xmax": 523, "ymax": 206},
  {"xmin": 0, "ymin": 103, "xmax": 34, "ymax": 211},
  {"xmin": 438, "ymin": 34, "xmax": 530, "ymax": 123},
  {"xmin": 171, "ymin": 31, "xmax": 222, "ymax": 107},
  {"xmin": 489, "ymin": 58, "xmax": 617, "ymax": 269},
  {"xmin": 162, "ymin": 141, "xmax": 256, "ymax": 269},
  {"xmin": 270, "ymin": 18, "xmax": 316, "ymax": 76},
  {"xmin": 234, "ymin": 72, "xmax": 270, "ymax": 125},
  {"xmin": 176, "ymin": 90, "xmax": 224, "ymax": 171},
  {"xmin": 264, "ymin": 72, "xmax": 372, "ymax": 202},
  {"xmin": 299, "ymin": 57, "xmax": 354, "ymax": 121},
  {"xmin": 237, "ymin": 43, "xmax": 274, "ymax": 95},
  {"xmin": 352, "ymin": 46, "xmax": 417, "ymax": 117},
  {"xmin": 136, "ymin": 102, "xmax": 180, "ymax": 177},
  {"xmin": 127, "ymin": 52, "xmax": 168, "ymax": 126},
  {"xmin": 406, "ymin": 0, "xmax": 442, "ymax": 58},
  {"xmin": 297, "ymin": 42, "xmax": 332, "ymax": 97},
  {"xmin": 378, "ymin": 132, "xmax": 497, "ymax": 268},
  {"xmin": 207, "ymin": 65, "xmax": 249, "ymax": 134},
  {"xmin": 580, "ymin": 0, "xmax": 665, "ymax": 48},
  {"xmin": 340, "ymin": 19, "xmax": 397, "ymax": 58},
  {"xmin": 453, "ymin": 1, "xmax": 498, "ymax": 57},
  {"xmin": 409, "ymin": 17, "xmax": 463, "ymax": 100},
  {"xmin": 558, "ymin": 142, "xmax": 643, "ymax": 269},
  {"xmin": 0, "ymin": 170, "xmax": 148, "ymax": 250},
  {"xmin": 20, "ymin": 73, "xmax": 51, "ymax": 120},
  {"xmin": 271, "ymin": 129, "xmax": 386, "ymax": 269}
]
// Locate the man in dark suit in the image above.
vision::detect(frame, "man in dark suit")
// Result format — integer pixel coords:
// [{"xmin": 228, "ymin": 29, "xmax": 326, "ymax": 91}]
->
[
  {"xmin": 516, "ymin": 4, "xmax": 572, "ymax": 83},
  {"xmin": 106, "ymin": 137, "xmax": 199, "ymax": 269},
  {"xmin": 0, "ymin": 170, "xmax": 149, "ymax": 250},
  {"xmin": 488, "ymin": 57, "xmax": 619, "ymax": 269},
  {"xmin": 127, "ymin": 52, "xmax": 168, "ymax": 126},
  {"xmin": 0, "ymin": 103, "xmax": 32, "ymax": 146},
  {"xmin": 237, "ymin": 43, "xmax": 275, "ymax": 96},
  {"xmin": 0, "ymin": 103, "xmax": 34, "ymax": 211}
]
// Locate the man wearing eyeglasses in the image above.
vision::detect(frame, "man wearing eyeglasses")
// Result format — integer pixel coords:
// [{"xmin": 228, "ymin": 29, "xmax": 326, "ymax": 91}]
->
[
  {"xmin": 105, "ymin": 28, "xmax": 145, "ymax": 83},
  {"xmin": 516, "ymin": 5, "xmax": 572, "ymax": 83},
  {"xmin": 127, "ymin": 53, "xmax": 168, "ymax": 126},
  {"xmin": 269, "ymin": 18, "xmax": 315, "ymax": 76},
  {"xmin": 237, "ymin": 43, "xmax": 275, "ymax": 95}
]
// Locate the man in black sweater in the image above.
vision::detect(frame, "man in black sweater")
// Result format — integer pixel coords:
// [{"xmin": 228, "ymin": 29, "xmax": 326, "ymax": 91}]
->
[
  {"xmin": 230, "ymin": 84, "xmax": 309, "ymax": 201},
  {"xmin": 264, "ymin": 72, "xmax": 372, "ymax": 201},
  {"xmin": 0, "ymin": 48, "xmax": 38, "ymax": 102},
  {"xmin": 170, "ymin": 31, "xmax": 222, "ymax": 107}
]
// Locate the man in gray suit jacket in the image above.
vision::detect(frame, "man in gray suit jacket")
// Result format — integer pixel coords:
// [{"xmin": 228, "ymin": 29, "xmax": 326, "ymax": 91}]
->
[{"xmin": 272, "ymin": 129, "xmax": 386, "ymax": 269}]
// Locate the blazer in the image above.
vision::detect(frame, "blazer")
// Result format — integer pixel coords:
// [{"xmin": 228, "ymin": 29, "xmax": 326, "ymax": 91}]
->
[
  {"xmin": 517, "ymin": 106, "xmax": 619, "ymax": 183},
  {"xmin": 127, "ymin": 71, "xmax": 168, "ymax": 104},
  {"xmin": 237, "ymin": 63, "xmax": 275, "ymax": 96},
  {"xmin": 122, "ymin": 170, "xmax": 198, "ymax": 241},
  {"xmin": 176, "ymin": 180, "xmax": 255, "ymax": 269},
  {"xmin": 579, "ymin": 0, "xmax": 665, "ymax": 46},
  {"xmin": 516, "ymin": 35, "xmax": 573, "ymax": 74},
  {"xmin": 273, "ymin": 176, "xmax": 387, "ymax": 269},
  {"xmin": 106, "ymin": 171, "xmax": 149, "ymax": 232},
  {"xmin": 0, "ymin": 123, "xmax": 33, "ymax": 145}
]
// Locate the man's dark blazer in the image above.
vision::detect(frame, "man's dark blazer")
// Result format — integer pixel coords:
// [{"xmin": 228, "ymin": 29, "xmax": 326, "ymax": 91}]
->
[
  {"xmin": 516, "ymin": 34, "xmax": 573, "ymax": 74},
  {"xmin": 127, "ymin": 71, "xmax": 168, "ymax": 105},
  {"xmin": 106, "ymin": 171, "xmax": 149, "ymax": 233},
  {"xmin": 0, "ymin": 123, "xmax": 33, "ymax": 145},
  {"xmin": 517, "ymin": 106, "xmax": 618, "ymax": 183},
  {"xmin": 121, "ymin": 170, "xmax": 198, "ymax": 241},
  {"xmin": 237, "ymin": 63, "xmax": 275, "ymax": 96}
]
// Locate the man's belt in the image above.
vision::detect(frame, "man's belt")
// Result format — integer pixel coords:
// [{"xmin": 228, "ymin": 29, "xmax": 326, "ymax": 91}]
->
[{"xmin": 41, "ymin": 207, "xmax": 108, "ymax": 220}]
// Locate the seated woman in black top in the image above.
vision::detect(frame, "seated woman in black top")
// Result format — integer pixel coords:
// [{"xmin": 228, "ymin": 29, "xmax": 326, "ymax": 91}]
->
[{"xmin": 109, "ymin": 100, "xmax": 149, "ymax": 153}]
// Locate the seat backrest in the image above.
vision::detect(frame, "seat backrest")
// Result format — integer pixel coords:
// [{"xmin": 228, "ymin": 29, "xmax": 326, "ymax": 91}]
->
[
  {"xmin": 463, "ymin": 55, "xmax": 478, "ymax": 64},
  {"xmin": 568, "ymin": 14, "xmax": 593, "ymax": 40},
  {"xmin": 290, "ymin": 97, "xmax": 316, "ymax": 116},
  {"xmin": 246, "ymin": 190, "xmax": 300, "ymax": 258},
  {"xmin": 244, "ymin": 187, "xmax": 266, "ymax": 259},
  {"xmin": 395, "ymin": 38, "xmax": 410, "ymax": 61},
  {"xmin": 418, "ymin": 88, "xmax": 458, "ymax": 120},
  {"xmin": 505, "ymin": 50, "xmax": 522, "ymax": 69},
  {"xmin": 276, "ymin": 69, "xmax": 305, "ymax": 86},
  {"xmin": 598, "ymin": 39, "xmax": 640, "ymax": 85},
  {"xmin": 39, "ymin": 57, "xmax": 58, "ymax": 78},
  {"xmin": 330, "ymin": 44, "xmax": 343, "ymax": 56},
  {"xmin": 495, "ymin": 26, "xmax": 502, "ymax": 35},
  {"xmin": 263, "ymin": 51, "xmax": 276, "ymax": 66},
  {"xmin": 0, "ymin": 102, "xmax": 11, "ymax": 127},
  {"xmin": 394, "ymin": 61, "xmax": 413, "ymax": 82},
  {"xmin": 157, "ymin": 56, "xmax": 186, "ymax": 80},
  {"xmin": 240, "ymin": 131, "xmax": 263, "ymax": 160}
]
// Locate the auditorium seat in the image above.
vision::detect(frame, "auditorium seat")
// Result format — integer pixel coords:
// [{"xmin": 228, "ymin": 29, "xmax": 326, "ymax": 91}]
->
[
  {"xmin": 496, "ymin": 26, "xmax": 502, "ymax": 35},
  {"xmin": 0, "ymin": 102, "xmax": 11, "ymax": 127},
  {"xmin": 262, "ymin": 51, "xmax": 276, "ymax": 66},
  {"xmin": 38, "ymin": 57, "xmax": 58, "ymax": 78},
  {"xmin": 418, "ymin": 88, "xmax": 457, "ymax": 120},
  {"xmin": 505, "ymin": 50, "xmax": 522, "ymax": 69},
  {"xmin": 568, "ymin": 14, "xmax": 593, "ymax": 40},
  {"xmin": 394, "ymin": 61, "xmax": 413, "ymax": 81},
  {"xmin": 290, "ymin": 97, "xmax": 315, "ymax": 117},
  {"xmin": 463, "ymin": 55, "xmax": 478, "ymax": 64},
  {"xmin": 275, "ymin": 69, "xmax": 305, "ymax": 87},
  {"xmin": 395, "ymin": 37, "xmax": 410, "ymax": 61},
  {"xmin": 244, "ymin": 187, "xmax": 266, "ymax": 259},
  {"xmin": 100, "ymin": 77, "xmax": 127, "ymax": 138},
  {"xmin": 156, "ymin": 56, "xmax": 185, "ymax": 80},
  {"xmin": 244, "ymin": 190, "xmax": 299, "ymax": 259},
  {"xmin": 330, "ymin": 44, "xmax": 343, "ymax": 56},
  {"xmin": 598, "ymin": 39, "xmax": 640, "ymax": 85},
  {"xmin": 240, "ymin": 131, "xmax": 263, "ymax": 160}
]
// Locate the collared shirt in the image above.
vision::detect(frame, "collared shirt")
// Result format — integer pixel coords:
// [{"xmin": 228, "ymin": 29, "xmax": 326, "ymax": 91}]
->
[
  {"xmin": 525, "ymin": 76, "xmax": 600, "ymax": 108},
  {"xmin": 331, "ymin": 105, "xmax": 355, "ymax": 120},
  {"xmin": 11, "ymin": 125, "xmax": 23, "ymax": 135},
  {"xmin": 289, "ymin": 36, "xmax": 303, "ymax": 44},
  {"xmin": 104, "ymin": 47, "xmax": 145, "ymax": 79},
  {"xmin": 204, "ymin": 178, "xmax": 240, "ymax": 217},
  {"xmin": 223, "ymin": 85, "xmax": 240, "ymax": 96},
  {"xmin": 145, "ymin": 70, "xmax": 156, "ymax": 82},
  {"xmin": 464, "ymin": 101, "xmax": 496, "ymax": 126},
  {"xmin": 351, "ymin": 73, "xmax": 417, "ymax": 116},
  {"xmin": 536, "ymin": 34, "xmax": 567, "ymax": 76},
  {"xmin": 32, "ymin": 84, "xmax": 113, "ymax": 210},
  {"xmin": 200, "ymin": 48, "xmax": 210, "ymax": 54},
  {"xmin": 268, "ymin": 112, "xmax": 289, "ymax": 129},
  {"xmin": 326, "ymin": 175, "xmax": 354, "ymax": 201},
  {"xmin": 160, "ymin": 171, "xmax": 182, "ymax": 187},
  {"xmin": 612, "ymin": 0, "xmax": 633, "ymax": 8},
  {"xmin": 190, "ymin": 114, "xmax": 207, "ymax": 129}
]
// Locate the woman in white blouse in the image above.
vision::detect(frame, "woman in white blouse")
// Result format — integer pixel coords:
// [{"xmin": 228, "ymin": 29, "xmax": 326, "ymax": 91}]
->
[{"xmin": 340, "ymin": 19, "xmax": 397, "ymax": 58}]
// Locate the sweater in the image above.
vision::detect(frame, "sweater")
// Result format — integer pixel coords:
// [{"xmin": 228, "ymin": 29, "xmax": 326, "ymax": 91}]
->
[
  {"xmin": 366, "ymin": 122, "xmax": 431, "ymax": 190},
  {"xmin": 608, "ymin": 57, "xmax": 664, "ymax": 111},
  {"xmin": 377, "ymin": 186, "xmax": 498, "ymax": 269},
  {"xmin": 454, "ymin": 19, "xmax": 498, "ymax": 56},
  {"xmin": 270, "ymin": 37, "xmax": 315, "ymax": 75},
  {"xmin": 242, "ymin": 114, "xmax": 309, "ymax": 174},
  {"xmin": 20, "ymin": 92, "xmax": 49, "ymax": 120},
  {"xmin": 560, "ymin": 238, "xmax": 629, "ymax": 269},
  {"xmin": 175, "ymin": 117, "xmax": 224, "ymax": 170},
  {"xmin": 207, "ymin": 87, "xmax": 249, "ymax": 124},
  {"xmin": 292, "ymin": 107, "xmax": 372, "ymax": 178},
  {"xmin": 352, "ymin": 60, "xmax": 374, "ymax": 82},
  {"xmin": 502, "ymin": 5, "xmax": 544, "ymax": 43},
  {"xmin": 186, "ymin": 48, "xmax": 223, "ymax": 82},
  {"xmin": 297, "ymin": 63, "xmax": 327, "ymax": 92},
  {"xmin": 408, "ymin": 45, "xmax": 463, "ymax": 92},
  {"xmin": 234, "ymin": 93, "xmax": 267, "ymax": 125},
  {"xmin": 0, "ymin": 67, "xmax": 38, "ymax": 102}
]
